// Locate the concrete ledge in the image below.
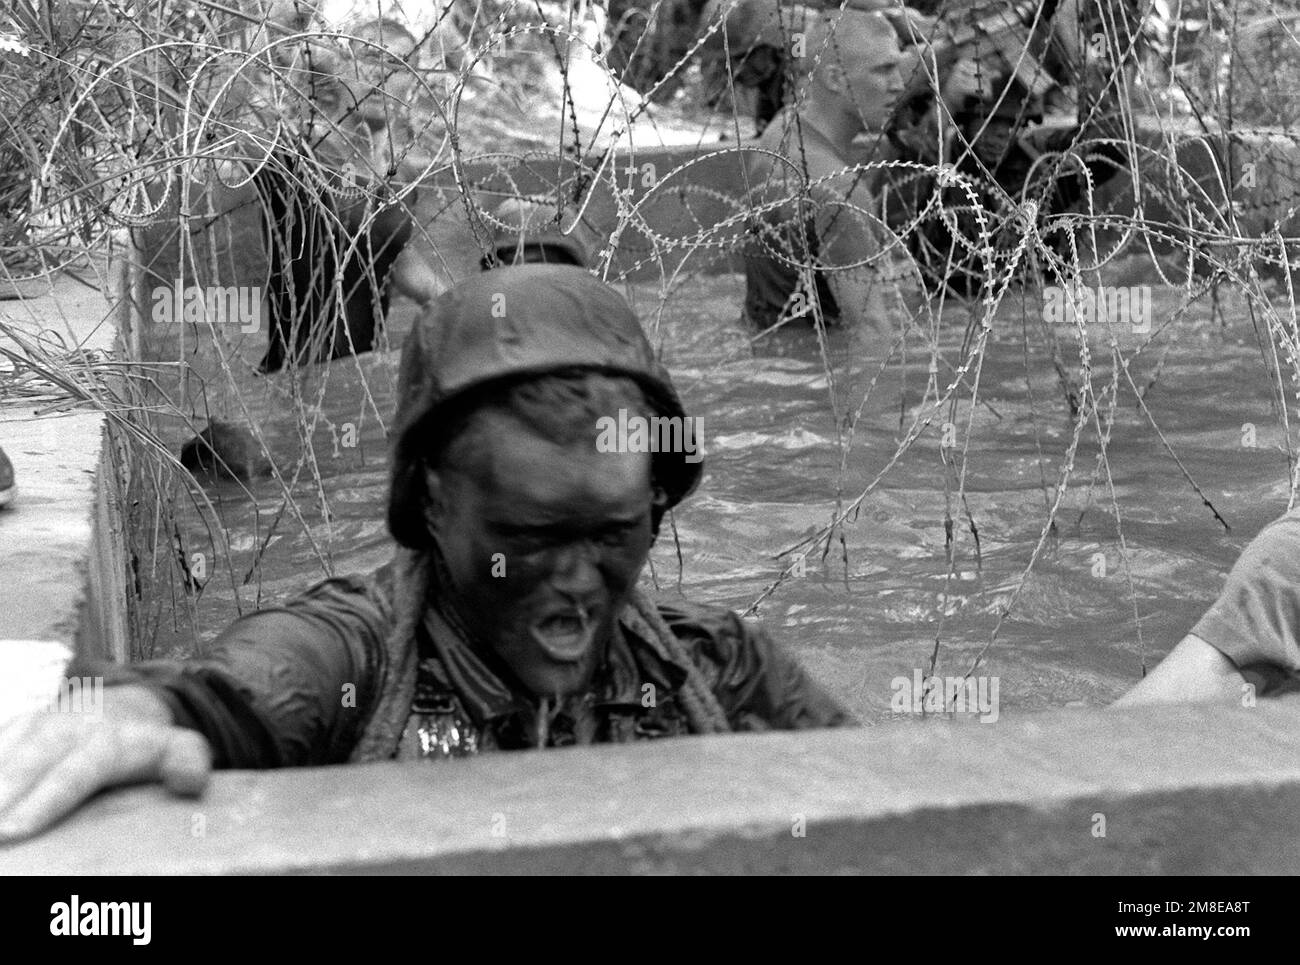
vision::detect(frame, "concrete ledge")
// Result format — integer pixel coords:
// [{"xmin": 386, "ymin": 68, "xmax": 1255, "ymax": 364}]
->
[
  {"xmin": 0, "ymin": 264, "xmax": 132, "ymax": 681},
  {"xmin": 4, "ymin": 698, "xmax": 1300, "ymax": 874},
  {"xmin": 0, "ymin": 414, "xmax": 117, "ymax": 650}
]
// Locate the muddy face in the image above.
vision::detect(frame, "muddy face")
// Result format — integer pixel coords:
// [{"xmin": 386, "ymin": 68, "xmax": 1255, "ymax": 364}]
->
[{"xmin": 425, "ymin": 410, "xmax": 655, "ymax": 698}]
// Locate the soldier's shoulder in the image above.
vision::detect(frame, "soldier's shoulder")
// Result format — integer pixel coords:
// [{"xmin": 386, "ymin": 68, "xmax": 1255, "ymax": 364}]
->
[
  {"xmin": 286, "ymin": 562, "xmax": 398, "ymax": 621},
  {"xmin": 1239, "ymin": 507, "xmax": 1300, "ymax": 563},
  {"xmin": 746, "ymin": 118, "xmax": 853, "ymax": 187}
]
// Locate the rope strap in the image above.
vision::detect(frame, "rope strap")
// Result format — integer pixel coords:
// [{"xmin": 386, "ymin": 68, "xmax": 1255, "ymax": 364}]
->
[{"xmin": 629, "ymin": 589, "xmax": 733, "ymax": 735}]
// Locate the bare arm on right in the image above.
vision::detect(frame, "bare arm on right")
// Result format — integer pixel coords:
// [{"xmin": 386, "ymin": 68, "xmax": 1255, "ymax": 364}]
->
[{"xmin": 1115, "ymin": 513, "xmax": 1300, "ymax": 706}]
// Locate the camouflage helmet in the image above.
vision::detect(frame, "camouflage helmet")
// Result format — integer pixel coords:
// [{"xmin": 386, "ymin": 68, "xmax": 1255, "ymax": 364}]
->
[
  {"xmin": 387, "ymin": 265, "xmax": 703, "ymax": 549},
  {"xmin": 957, "ymin": 75, "xmax": 1044, "ymax": 124},
  {"xmin": 481, "ymin": 196, "xmax": 601, "ymax": 270}
]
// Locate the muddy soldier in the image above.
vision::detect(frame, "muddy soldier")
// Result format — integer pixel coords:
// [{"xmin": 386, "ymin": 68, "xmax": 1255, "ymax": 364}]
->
[{"xmin": 0, "ymin": 266, "xmax": 852, "ymax": 840}]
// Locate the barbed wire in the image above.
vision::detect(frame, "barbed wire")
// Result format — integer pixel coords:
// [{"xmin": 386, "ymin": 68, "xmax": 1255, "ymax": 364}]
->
[{"xmin": 3, "ymin": 0, "xmax": 1300, "ymax": 683}]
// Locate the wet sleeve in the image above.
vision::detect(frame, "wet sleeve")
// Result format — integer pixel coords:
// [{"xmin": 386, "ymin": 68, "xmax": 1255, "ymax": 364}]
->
[
  {"xmin": 101, "ymin": 575, "xmax": 391, "ymax": 769},
  {"xmin": 1191, "ymin": 514, "xmax": 1300, "ymax": 676},
  {"xmin": 666, "ymin": 605, "xmax": 856, "ymax": 731}
]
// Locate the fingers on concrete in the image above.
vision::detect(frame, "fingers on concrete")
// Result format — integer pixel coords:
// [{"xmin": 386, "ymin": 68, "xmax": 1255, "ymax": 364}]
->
[
  {"xmin": 160, "ymin": 729, "xmax": 213, "ymax": 798},
  {"xmin": 0, "ymin": 716, "xmax": 199, "ymax": 842}
]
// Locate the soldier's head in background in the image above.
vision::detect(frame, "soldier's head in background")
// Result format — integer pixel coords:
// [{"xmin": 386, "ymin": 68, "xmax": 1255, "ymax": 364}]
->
[
  {"xmin": 481, "ymin": 197, "xmax": 600, "ymax": 270},
  {"xmin": 342, "ymin": 17, "xmax": 420, "ymax": 129},
  {"xmin": 956, "ymin": 79, "xmax": 1042, "ymax": 166},
  {"xmin": 791, "ymin": 8, "xmax": 906, "ymax": 134},
  {"xmin": 701, "ymin": 1, "xmax": 920, "ymax": 133}
]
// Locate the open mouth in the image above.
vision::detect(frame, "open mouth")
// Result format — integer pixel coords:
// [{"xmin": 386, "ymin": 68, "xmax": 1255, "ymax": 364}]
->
[{"xmin": 530, "ymin": 609, "xmax": 596, "ymax": 663}]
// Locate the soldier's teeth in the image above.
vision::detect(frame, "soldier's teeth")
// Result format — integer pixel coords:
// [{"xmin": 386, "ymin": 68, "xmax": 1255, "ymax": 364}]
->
[{"xmin": 540, "ymin": 614, "xmax": 582, "ymax": 635}]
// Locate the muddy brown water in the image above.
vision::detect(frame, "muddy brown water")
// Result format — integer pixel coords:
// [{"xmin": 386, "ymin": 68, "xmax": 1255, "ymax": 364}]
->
[{"xmin": 138, "ymin": 262, "xmax": 1299, "ymax": 724}]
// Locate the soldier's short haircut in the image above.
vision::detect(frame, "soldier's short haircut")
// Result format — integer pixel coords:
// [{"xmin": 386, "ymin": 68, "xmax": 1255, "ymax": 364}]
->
[
  {"xmin": 795, "ymin": 7, "xmax": 892, "ymax": 84},
  {"xmin": 430, "ymin": 369, "xmax": 653, "ymax": 469}
]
